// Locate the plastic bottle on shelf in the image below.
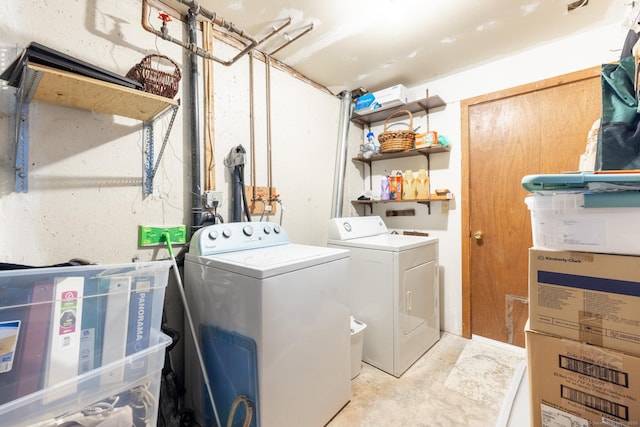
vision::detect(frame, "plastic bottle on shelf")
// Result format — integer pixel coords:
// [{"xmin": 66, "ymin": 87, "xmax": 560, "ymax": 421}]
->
[
  {"xmin": 381, "ymin": 176, "xmax": 390, "ymax": 200},
  {"xmin": 402, "ymin": 170, "xmax": 416, "ymax": 200},
  {"xmin": 366, "ymin": 130, "xmax": 378, "ymax": 153},
  {"xmin": 416, "ymin": 169, "xmax": 429, "ymax": 200},
  {"xmin": 389, "ymin": 173, "xmax": 402, "ymax": 200}
]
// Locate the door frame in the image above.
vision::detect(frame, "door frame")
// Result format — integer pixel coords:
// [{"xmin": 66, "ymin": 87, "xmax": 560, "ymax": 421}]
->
[{"xmin": 459, "ymin": 66, "xmax": 601, "ymax": 339}]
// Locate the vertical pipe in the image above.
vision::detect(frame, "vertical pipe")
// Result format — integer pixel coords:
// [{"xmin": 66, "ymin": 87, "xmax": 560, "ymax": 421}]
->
[
  {"xmin": 188, "ymin": 9, "xmax": 202, "ymax": 235},
  {"xmin": 249, "ymin": 53, "xmax": 256, "ymax": 196},
  {"xmin": 232, "ymin": 166, "xmax": 242, "ymax": 222},
  {"xmin": 331, "ymin": 90, "xmax": 352, "ymax": 218},
  {"xmin": 266, "ymin": 56, "xmax": 273, "ymax": 197}
]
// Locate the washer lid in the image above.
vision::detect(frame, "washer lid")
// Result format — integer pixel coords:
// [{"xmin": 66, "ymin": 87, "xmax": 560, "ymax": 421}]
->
[
  {"xmin": 328, "ymin": 233, "xmax": 438, "ymax": 251},
  {"xmin": 187, "ymin": 243, "xmax": 350, "ymax": 279}
]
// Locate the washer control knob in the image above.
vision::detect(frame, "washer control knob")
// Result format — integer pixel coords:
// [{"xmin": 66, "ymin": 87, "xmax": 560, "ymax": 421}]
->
[
  {"xmin": 343, "ymin": 222, "xmax": 352, "ymax": 232},
  {"xmin": 243, "ymin": 225, "xmax": 254, "ymax": 236},
  {"xmin": 208, "ymin": 230, "xmax": 219, "ymax": 240},
  {"xmin": 263, "ymin": 225, "xmax": 272, "ymax": 234},
  {"xmin": 273, "ymin": 225, "xmax": 281, "ymax": 234},
  {"xmin": 222, "ymin": 228, "xmax": 232, "ymax": 238}
]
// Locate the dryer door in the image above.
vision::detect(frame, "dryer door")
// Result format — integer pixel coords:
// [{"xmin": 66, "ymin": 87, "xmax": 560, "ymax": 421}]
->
[{"xmin": 401, "ymin": 259, "xmax": 437, "ymax": 334}]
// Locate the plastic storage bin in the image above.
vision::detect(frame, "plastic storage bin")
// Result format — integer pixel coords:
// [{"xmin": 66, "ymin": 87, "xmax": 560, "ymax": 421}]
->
[
  {"xmin": 350, "ymin": 317, "xmax": 367, "ymax": 379},
  {"xmin": 525, "ymin": 193, "xmax": 640, "ymax": 255},
  {"xmin": 0, "ymin": 332, "xmax": 171, "ymax": 426},
  {"xmin": 0, "ymin": 260, "xmax": 171, "ymax": 422}
]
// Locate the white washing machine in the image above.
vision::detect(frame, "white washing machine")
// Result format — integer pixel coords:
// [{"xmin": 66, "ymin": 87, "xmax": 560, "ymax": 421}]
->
[
  {"xmin": 327, "ymin": 216, "xmax": 439, "ymax": 377},
  {"xmin": 184, "ymin": 222, "xmax": 351, "ymax": 427}
]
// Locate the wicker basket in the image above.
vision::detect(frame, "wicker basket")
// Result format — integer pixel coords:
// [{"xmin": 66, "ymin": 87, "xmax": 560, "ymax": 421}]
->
[
  {"xmin": 378, "ymin": 110, "xmax": 415, "ymax": 153},
  {"xmin": 126, "ymin": 54, "xmax": 181, "ymax": 99}
]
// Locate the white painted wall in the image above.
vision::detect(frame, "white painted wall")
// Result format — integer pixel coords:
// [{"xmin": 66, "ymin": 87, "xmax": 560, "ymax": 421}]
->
[{"xmin": 0, "ymin": 1, "xmax": 629, "ymax": 343}]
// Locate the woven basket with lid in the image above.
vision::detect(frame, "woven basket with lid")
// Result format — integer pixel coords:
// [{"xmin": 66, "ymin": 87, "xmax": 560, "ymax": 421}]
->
[{"xmin": 378, "ymin": 110, "xmax": 415, "ymax": 153}]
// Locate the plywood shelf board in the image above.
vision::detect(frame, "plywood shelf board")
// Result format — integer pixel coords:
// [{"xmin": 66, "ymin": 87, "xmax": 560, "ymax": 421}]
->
[
  {"xmin": 13, "ymin": 62, "xmax": 179, "ymax": 193},
  {"xmin": 28, "ymin": 63, "xmax": 178, "ymax": 121}
]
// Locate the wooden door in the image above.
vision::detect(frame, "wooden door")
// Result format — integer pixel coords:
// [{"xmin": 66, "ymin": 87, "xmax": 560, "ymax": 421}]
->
[{"xmin": 461, "ymin": 68, "xmax": 602, "ymax": 346}]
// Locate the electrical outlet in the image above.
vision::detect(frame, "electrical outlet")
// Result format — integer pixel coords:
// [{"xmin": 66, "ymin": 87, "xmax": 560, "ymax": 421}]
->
[
  {"xmin": 204, "ymin": 190, "xmax": 223, "ymax": 208},
  {"xmin": 138, "ymin": 225, "xmax": 187, "ymax": 247}
]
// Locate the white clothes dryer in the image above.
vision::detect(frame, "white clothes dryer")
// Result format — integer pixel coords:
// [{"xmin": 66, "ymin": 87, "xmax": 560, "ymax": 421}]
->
[
  {"xmin": 184, "ymin": 222, "xmax": 351, "ymax": 427},
  {"xmin": 327, "ymin": 216, "xmax": 439, "ymax": 377}
]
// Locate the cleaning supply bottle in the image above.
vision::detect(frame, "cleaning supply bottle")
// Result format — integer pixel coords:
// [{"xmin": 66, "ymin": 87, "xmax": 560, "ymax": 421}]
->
[
  {"xmin": 416, "ymin": 169, "xmax": 429, "ymax": 200},
  {"xmin": 366, "ymin": 130, "xmax": 378, "ymax": 153},
  {"xmin": 402, "ymin": 169, "xmax": 416, "ymax": 200},
  {"xmin": 389, "ymin": 173, "xmax": 402, "ymax": 200},
  {"xmin": 381, "ymin": 176, "xmax": 390, "ymax": 200}
]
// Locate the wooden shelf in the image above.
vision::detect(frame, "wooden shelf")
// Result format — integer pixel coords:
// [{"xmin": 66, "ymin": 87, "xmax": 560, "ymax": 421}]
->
[
  {"xmin": 352, "ymin": 199, "xmax": 429, "ymax": 205},
  {"xmin": 349, "ymin": 91, "xmax": 450, "ymax": 216},
  {"xmin": 26, "ymin": 63, "xmax": 178, "ymax": 121},
  {"xmin": 351, "ymin": 196, "xmax": 453, "ymax": 215},
  {"xmin": 352, "ymin": 144, "xmax": 451, "ymax": 165},
  {"xmin": 13, "ymin": 62, "xmax": 179, "ymax": 193},
  {"xmin": 351, "ymin": 196, "xmax": 452, "ymax": 205},
  {"xmin": 350, "ymin": 95, "xmax": 446, "ymax": 127}
]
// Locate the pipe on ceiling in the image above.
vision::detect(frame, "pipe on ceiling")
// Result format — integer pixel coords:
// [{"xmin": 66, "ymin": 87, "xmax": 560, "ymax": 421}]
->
[
  {"xmin": 267, "ymin": 23, "xmax": 314, "ymax": 56},
  {"xmin": 141, "ymin": 0, "xmax": 257, "ymax": 66}
]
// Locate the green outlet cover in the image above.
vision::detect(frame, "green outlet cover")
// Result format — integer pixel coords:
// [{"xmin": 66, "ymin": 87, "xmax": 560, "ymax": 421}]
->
[{"xmin": 138, "ymin": 225, "xmax": 187, "ymax": 247}]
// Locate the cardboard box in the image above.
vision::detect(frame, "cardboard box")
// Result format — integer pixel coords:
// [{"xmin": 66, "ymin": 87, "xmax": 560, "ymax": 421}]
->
[
  {"xmin": 529, "ymin": 248, "xmax": 640, "ymax": 357},
  {"xmin": 527, "ymin": 327, "xmax": 640, "ymax": 427},
  {"xmin": 353, "ymin": 84, "xmax": 409, "ymax": 115},
  {"xmin": 414, "ymin": 131, "xmax": 437, "ymax": 148}
]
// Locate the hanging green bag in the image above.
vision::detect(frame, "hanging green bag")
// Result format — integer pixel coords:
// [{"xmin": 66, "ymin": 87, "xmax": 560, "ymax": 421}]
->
[{"xmin": 595, "ymin": 55, "xmax": 640, "ymax": 170}]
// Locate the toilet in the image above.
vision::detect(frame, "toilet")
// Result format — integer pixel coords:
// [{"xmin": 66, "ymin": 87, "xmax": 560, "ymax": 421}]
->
[{"xmin": 350, "ymin": 317, "xmax": 367, "ymax": 379}]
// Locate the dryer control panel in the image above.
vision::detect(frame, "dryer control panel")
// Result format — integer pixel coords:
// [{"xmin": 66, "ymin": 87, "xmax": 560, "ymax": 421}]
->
[
  {"xmin": 189, "ymin": 222, "xmax": 290, "ymax": 256},
  {"xmin": 327, "ymin": 216, "xmax": 388, "ymax": 240}
]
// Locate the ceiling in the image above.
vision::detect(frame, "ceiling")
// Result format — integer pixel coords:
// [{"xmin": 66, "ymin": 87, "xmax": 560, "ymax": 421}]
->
[{"xmin": 192, "ymin": 0, "xmax": 631, "ymax": 95}]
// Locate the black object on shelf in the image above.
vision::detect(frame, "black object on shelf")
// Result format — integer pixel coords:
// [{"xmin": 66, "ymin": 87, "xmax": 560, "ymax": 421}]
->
[{"xmin": 0, "ymin": 42, "xmax": 143, "ymax": 90}]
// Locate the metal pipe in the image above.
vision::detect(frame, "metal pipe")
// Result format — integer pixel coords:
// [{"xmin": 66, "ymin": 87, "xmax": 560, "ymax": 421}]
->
[
  {"xmin": 174, "ymin": 0, "xmax": 247, "ymax": 38},
  {"xmin": 256, "ymin": 18, "xmax": 292, "ymax": 45},
  {"xmin": 187, "ymin": 10, "xmax": 203, "ymax": 236},
  {"xmin": 141, "ymin": 0, "xmax": 256, "ymax": 66},
  {"xmin": 266, "ymin": 56, "xmax": 273, "ymax": 197},
  {"xmin": 331, "ymin": 91, "xmax": 352, "ymax": 218},
  {"xmin": 249, "ymin": 52, "xmax": 257, "ymax": 199},
  {"xmin": 268, "ymin": 23, "xmax": 314, "ymax": 56},
  {"xmin": 142, "ymin": 0, "xmax": 196, "ymax": 53}
]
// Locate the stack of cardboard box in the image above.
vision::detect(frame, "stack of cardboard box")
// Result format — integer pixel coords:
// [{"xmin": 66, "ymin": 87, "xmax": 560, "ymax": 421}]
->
[{"xmin": 524, "ymin": 185, "xmax": 640, "ymax": 426}]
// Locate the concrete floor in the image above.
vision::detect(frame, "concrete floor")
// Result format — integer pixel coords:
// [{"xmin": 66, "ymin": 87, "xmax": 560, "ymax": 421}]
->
[{"xmin": 327, "ymin": 332, "xmax": 526, "ymax": 427}]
